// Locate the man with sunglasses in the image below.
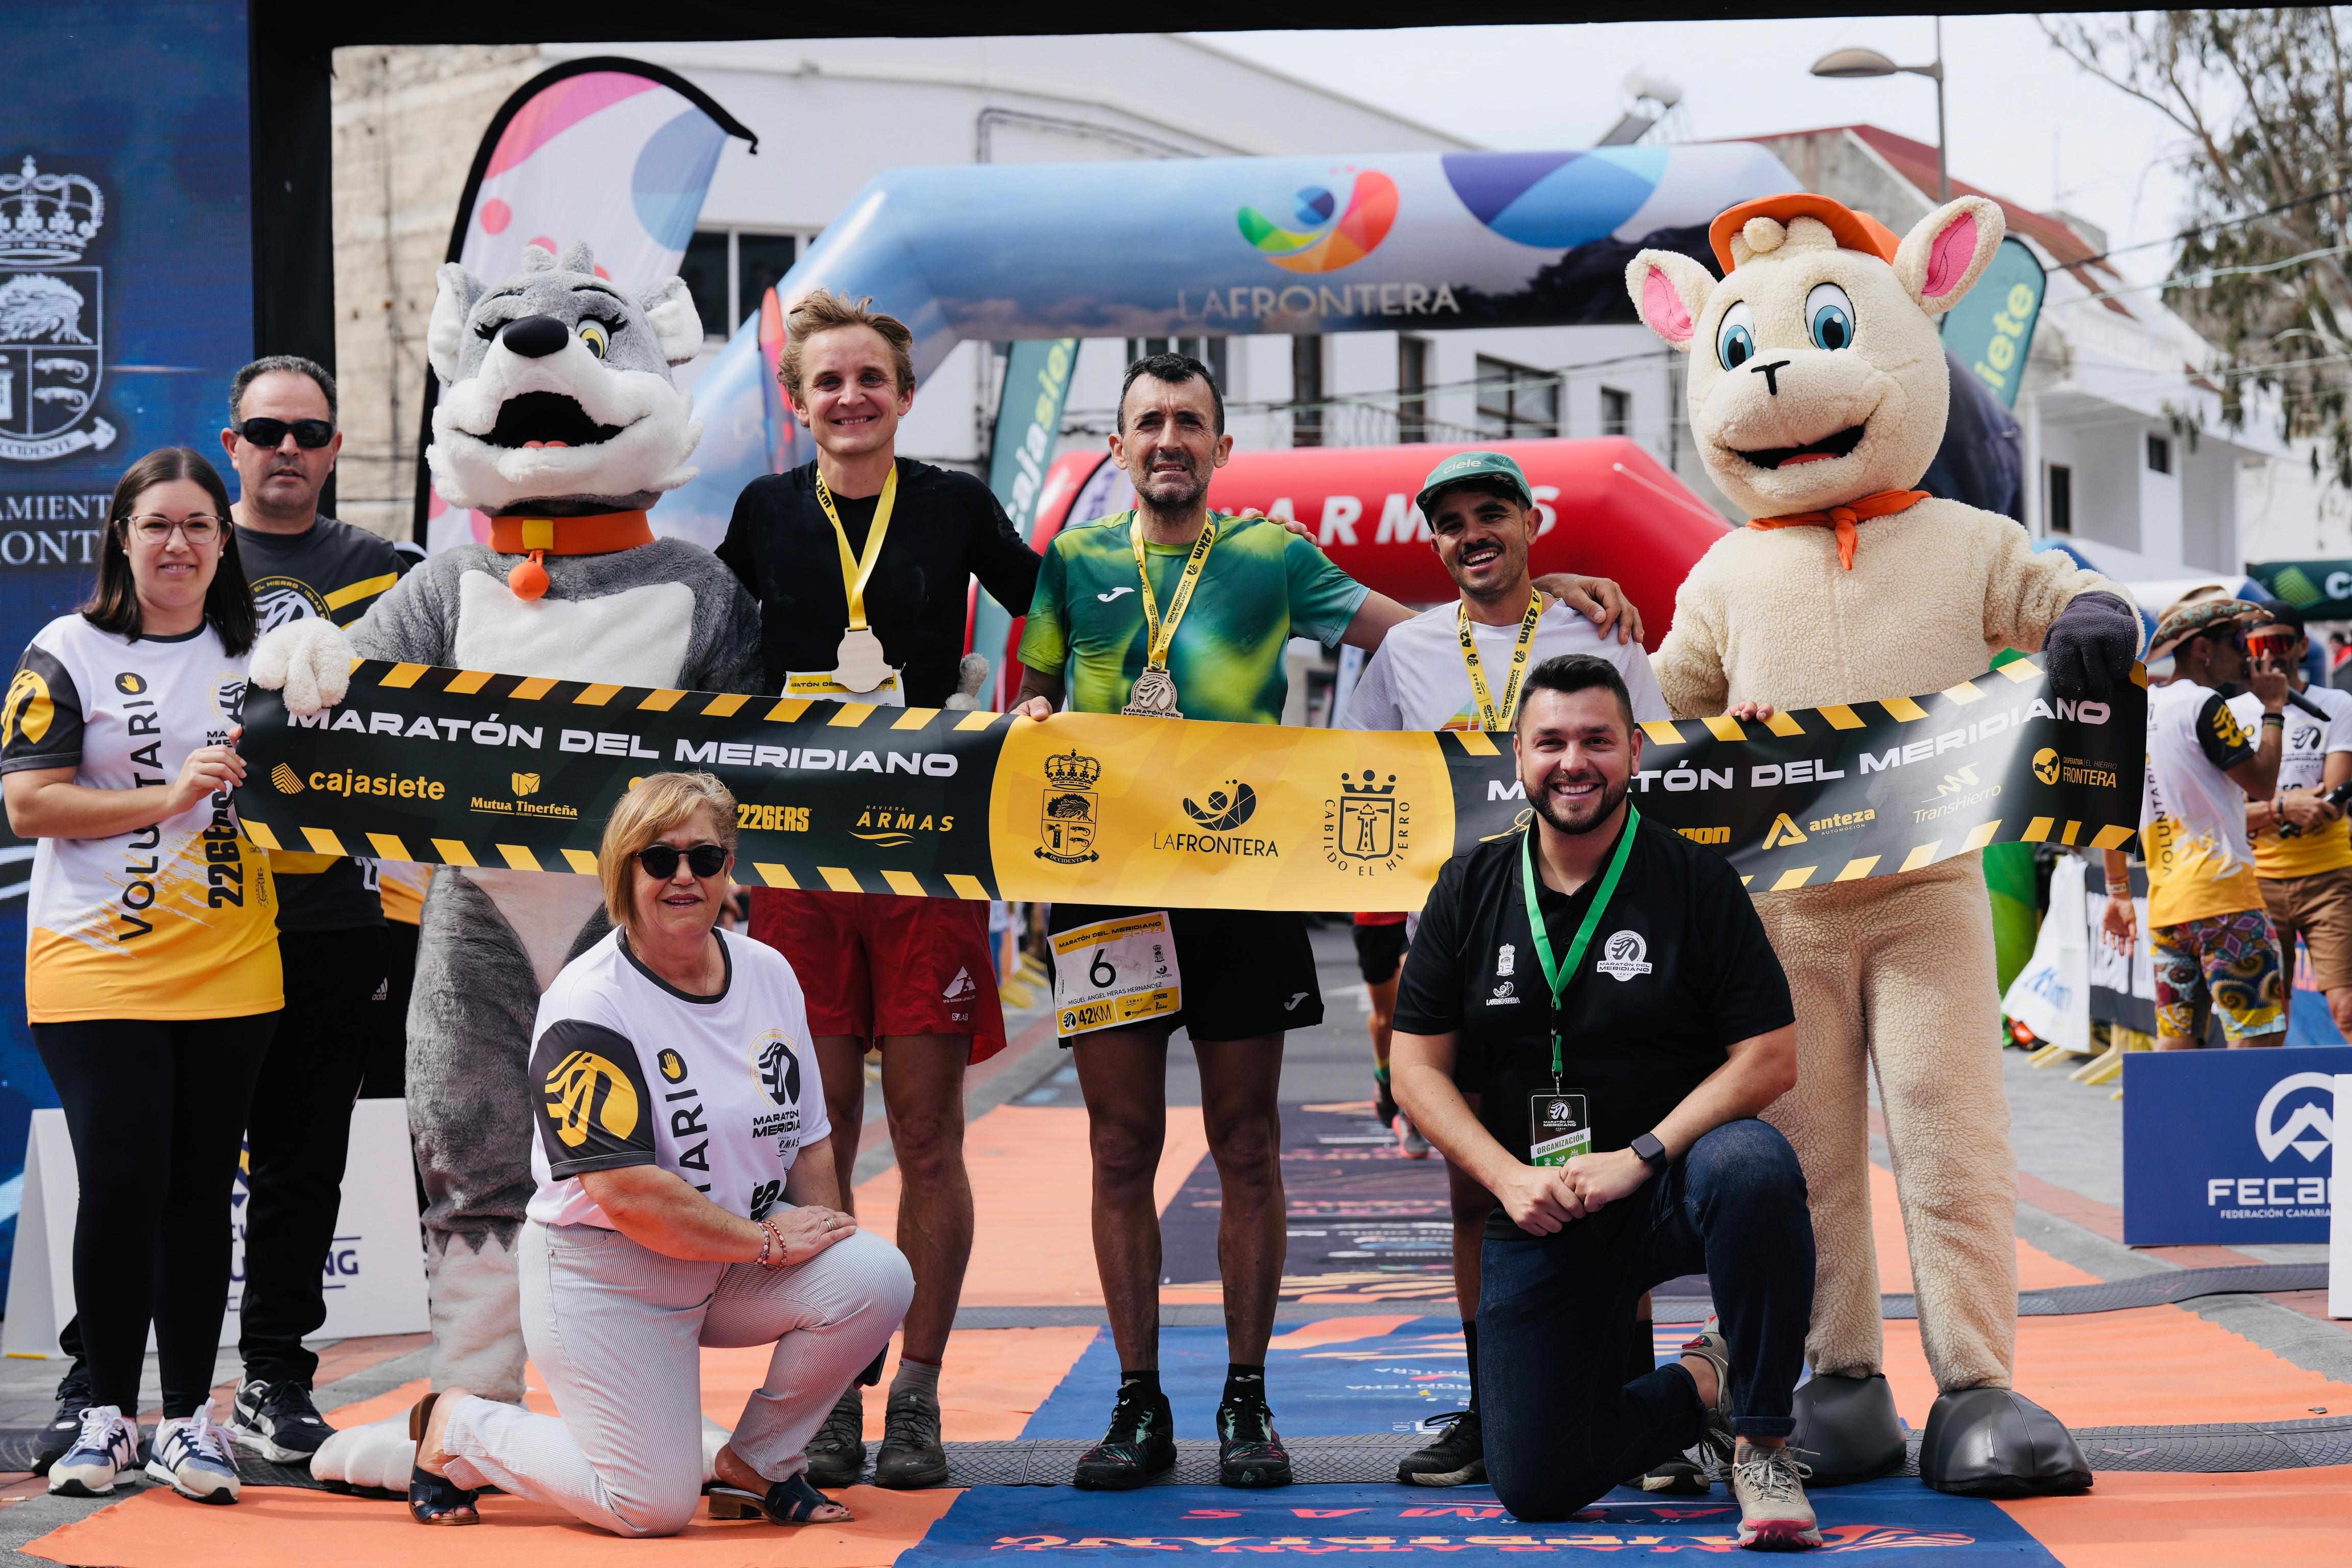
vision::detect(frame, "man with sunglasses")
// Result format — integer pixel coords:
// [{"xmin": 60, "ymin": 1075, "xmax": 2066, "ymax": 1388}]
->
[
  {"xmin": 2226, "ymin": 601, "xmax": 2352, "ymax": 1039},
  {"xmin": 2101, "ymin": 598, "xmax": 2289, "ymax": 1049},
  {"xmin": 217, "ymin": 355, "xmax": 412, "ymax": 1461}
]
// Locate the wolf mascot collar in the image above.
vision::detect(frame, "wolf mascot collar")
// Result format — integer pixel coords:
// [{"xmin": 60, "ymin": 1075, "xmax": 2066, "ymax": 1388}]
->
[
  {"xmin": 251, "ymin": 242, "xmax": 764, "ymax": 1493},
  {"xmin": 1627, "ymin": 194, "xmax": 2137, "ymax": 1498}
]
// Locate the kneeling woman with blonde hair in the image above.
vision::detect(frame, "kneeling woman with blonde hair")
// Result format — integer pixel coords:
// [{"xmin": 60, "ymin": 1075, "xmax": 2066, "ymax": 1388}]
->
[{"xmin": 408, "ymin": 771, "xmax": 913, "ymax": 1533}]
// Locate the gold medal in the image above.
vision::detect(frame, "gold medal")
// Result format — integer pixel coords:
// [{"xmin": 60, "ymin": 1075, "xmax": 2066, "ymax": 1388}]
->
[
  {"xmin": 1460, "ymin": 590, "xmax": 1547, "ymax": 731},
  {"xmin": 1123, "ymin": 513, "xmax": 1217, "ymax": 722},
  {"xmin": 815, "ymin": 464, "xmax": 900, "ymax": 692},
  {"xmin": 831, "ymin": 627, "xmax": 892, "ymax": 694}
]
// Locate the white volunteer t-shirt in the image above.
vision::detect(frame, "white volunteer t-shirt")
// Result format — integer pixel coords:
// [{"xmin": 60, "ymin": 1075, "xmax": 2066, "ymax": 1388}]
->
[
  {"xmin": 1339, "ymin": 598, "xmax": 1672, "ymax": 732},
  {"xmin": 2230, "ymin": 682, "xmax": 2352, "ymax": 879},
  {"xmin": 527, "ymin": 926, "xmax": 830, "ymax": 1229},
  {"xmin": 0, "ymin": 615, "xmax": 280, "ymax": 1022}
]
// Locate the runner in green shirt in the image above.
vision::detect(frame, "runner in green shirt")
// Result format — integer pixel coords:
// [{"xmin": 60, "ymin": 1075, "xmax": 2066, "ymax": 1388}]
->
[{"xmin": 1010, "ymin": 351, "xmax": 1639, "ymax": 1498}]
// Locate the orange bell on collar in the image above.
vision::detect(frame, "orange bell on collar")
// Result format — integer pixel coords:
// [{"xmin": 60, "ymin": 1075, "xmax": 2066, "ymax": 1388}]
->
[{"xmin": 486, "ymin": 510, "xmax": 655, "ymax": 601}]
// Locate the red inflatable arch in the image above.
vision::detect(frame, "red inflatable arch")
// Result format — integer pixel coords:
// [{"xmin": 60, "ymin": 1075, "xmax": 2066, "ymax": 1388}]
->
[{"xmin": 981, "ymin": 437, "xmax": 1727, "ymax": 703}]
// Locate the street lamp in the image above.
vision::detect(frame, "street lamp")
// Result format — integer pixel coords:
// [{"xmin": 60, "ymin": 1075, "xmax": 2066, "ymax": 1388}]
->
[{"xmin": 1810, "ymin": 17, "xmax": 1948, "ymax": 203}]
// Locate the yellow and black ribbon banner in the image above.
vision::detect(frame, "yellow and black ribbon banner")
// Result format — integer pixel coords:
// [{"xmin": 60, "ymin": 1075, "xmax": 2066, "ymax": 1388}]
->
[{"xmin": 235, "ymin": 658, "xmax": 2142, "ymax": 911}]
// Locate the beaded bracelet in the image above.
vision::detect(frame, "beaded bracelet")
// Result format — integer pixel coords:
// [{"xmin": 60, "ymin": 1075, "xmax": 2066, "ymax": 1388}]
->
[{"xmin": 758, "ymin": 1217, "xmax": 788, "ymax": 1270}]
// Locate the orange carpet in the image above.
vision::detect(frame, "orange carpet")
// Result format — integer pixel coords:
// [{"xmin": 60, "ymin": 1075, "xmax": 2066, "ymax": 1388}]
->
[{"xmin": 1998, "ymin": 1467, "xmax": 2352, "ymax": 1567}]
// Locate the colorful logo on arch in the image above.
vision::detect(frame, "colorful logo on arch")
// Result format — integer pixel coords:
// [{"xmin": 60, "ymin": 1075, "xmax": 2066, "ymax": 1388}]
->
[{"xmin": 1237, "ymin": 170, "xmax": 1399, "ymax": 273}]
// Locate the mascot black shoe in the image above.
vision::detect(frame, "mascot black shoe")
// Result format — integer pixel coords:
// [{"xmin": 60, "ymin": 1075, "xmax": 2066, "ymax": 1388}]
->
[
  {"xmin": 1789, "ymin": 1373, "xmax": 1906, "ymax": 1487},
  {"xmin": 1920, "ymin": 1387, "xmax": 2092, "ymax": 1497}
]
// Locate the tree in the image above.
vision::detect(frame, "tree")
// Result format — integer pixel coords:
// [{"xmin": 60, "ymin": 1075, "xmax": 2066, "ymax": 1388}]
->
[{"xmin": 2041, "ymin": 10, "xmax": 2352, "ymax": 485}]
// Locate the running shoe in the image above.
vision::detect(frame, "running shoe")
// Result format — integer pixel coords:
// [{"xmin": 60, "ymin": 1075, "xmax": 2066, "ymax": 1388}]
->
[
  {"xmin": 804, "ymin": 1387, "xmax": 867, "ymax": 1488},
  {"xmin": 1072, "ymin": 1383, "xmax": 1176, "ymax": 1491},
  {"xmin": 873, "ymin": 1386, "xmax": 950, "ymax": 1489},
  {"xmin": 1395, "ymin": 1111, "xmax": 1431, "ymax": 1160},
  {"xmin": 47, "ymin": 1405, "xmax": 139, "ymax": 1497},
  {"xmin": 1730, "ymin": 1444, "xmax": 1821, "ymax": 1550},
  {"xmin": 1373, "ymin": 1076, "xmax": 1401, "ymax": 1132},
  {"xmin": 1216, "ymin": 1395, "xmax": 1292, "ymax": 1488},
  {"xmin": 231, "ymin": 1377, "xmax": 336, "ymax": 1462},
  {"xmin": 32, "ymin": 1363, "xmax": 95, "ymax": 1476},
  {"xmin": 1395, "ymin": 1408, "xmax": 1484, "ymax": 1486},
  {"xmin": 1678, "ymin": 1321, "xmax": 1737, "ymax": 1473},
  {"xmin": 146, "ymin": 1402, "xmax": 241, "ymax": 1504},
  {"xmin": 1637, "ymin": 1449, "xmax": 1712, "ymax": 1494}
]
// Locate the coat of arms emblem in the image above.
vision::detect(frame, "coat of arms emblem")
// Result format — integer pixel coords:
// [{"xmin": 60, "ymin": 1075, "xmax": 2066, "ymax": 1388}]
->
[
  {"xmin": 1037, "ymin": 749, "xmax": 1102, "ymax": 865},
  {"xmin": 0, "ymin": 155, "xmax": 113, "ymax": 463}
]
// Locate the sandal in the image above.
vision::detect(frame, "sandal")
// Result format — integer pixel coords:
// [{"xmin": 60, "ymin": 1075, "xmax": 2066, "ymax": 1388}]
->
[
  {"xmin": 406, "ymin": 1392, "xmax": 481, "ymax": 1526},
  {"xmin": 707, "ymin": 1472, "xmax": 848, "ymax": 1525}
]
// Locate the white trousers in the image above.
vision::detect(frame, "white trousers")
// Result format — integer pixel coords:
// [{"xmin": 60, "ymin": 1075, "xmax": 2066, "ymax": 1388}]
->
[{"xmin": 440, "ymin": 1217, "xmax": 913, "ymax": 1538}]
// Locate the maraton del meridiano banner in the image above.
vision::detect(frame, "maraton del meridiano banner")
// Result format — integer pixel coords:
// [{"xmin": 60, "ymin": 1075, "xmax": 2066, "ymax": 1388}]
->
[{"xmin": 234, "ymin": 658, "xmax": 2142, "ymax": 911}]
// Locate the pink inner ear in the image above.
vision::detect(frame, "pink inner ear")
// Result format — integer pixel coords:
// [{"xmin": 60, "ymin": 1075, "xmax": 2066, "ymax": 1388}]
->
[
  {"xmin": 1641, "ymin": 266, "xmax": 1694, "ymax": 342},
  {"xmin": 1923, "ymin": 212, "xmax": 1980, "ymax": 299}
]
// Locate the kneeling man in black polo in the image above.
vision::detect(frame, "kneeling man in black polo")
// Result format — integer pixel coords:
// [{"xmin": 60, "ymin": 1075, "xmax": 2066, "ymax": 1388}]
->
[{"xmin": 1391, "ymin": 654, "xmax": 1820, "ymax": 1551}]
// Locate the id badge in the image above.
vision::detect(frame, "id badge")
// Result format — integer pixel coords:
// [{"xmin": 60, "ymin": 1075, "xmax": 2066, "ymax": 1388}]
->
[
  {"xmin": 784, "ymin": 668, "xmax": 906, "ymax": 706},
  {"xmin": 1528, "ymin": 1091, "xmax": 1590, "ymax": 1167},
  {"xmin": 1050, "ymin": 911, "xmax": 1181, "ymax": 1038}
]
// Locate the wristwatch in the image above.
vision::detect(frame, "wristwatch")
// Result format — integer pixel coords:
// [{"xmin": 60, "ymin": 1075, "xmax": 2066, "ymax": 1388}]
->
[{"xmin": 1629, "ymin": 1132, "xmax": 1670, "ymax": 1176}]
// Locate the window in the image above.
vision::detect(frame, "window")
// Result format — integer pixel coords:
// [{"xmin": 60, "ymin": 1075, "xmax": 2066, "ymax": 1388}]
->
[
  {"xmin": 1124, "ymin": 336, "xmax": 1228, "ymax": 389},
  {"xmin": 681, "ymin": 229, "xmax": 812, "ymax": 342},
  {"xmin": 2046, "ymin": 463, "xmax": 2073, "ymax": 534},
  {"xmin": 1398, "ymin": 335, "xmax": 1430, "ymax": 443},
  {"xmin": 1600, "ymin": 385, "xmax": 1631, "ymax": 438},
  {"xmin": 2146, "ymin": 433, "xmax": 2172, "ymax": 475},
  {"xmin": 1476, "ymin": 355, "xmax": 1558, "ymax": 439},
  {"xmin": 678, "ymin": 231, "xmax": 730, "ymax": 343},
  {"xmin": 1292, "ymin": 335, "xmax": 1325, "ymax": 448}
]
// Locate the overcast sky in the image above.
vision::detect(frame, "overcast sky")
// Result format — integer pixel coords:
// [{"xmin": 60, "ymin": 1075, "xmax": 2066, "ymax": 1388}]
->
[{"xmin": 1199, "ymin": 14, "xmax": 2199, "ymax": 288}]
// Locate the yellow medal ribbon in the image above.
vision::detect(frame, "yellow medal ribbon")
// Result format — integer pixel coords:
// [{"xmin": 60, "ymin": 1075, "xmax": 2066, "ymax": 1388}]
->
[
  {"xmin": 814, "ymin": 463, "xmax": 899, "ymax": 632},
  {"xmin": 1459, "ymin": 590, "xmax": 1547, "ymax": 731},
  {"xmin": 1131, "ymin": 511, "xmax": 1220, "ymax": 676}
]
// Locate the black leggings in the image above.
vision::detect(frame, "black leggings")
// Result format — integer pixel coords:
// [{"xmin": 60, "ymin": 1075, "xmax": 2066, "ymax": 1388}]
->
[{"xmin": 34, "ymin": 1014, "xmax": 275, "ymax": 1417}]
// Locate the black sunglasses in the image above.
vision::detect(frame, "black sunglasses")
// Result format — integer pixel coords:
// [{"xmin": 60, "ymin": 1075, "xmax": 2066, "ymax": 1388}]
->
[
  {"xmin": 635, "ymin": 842, "xmax": 728, "ymax": 880},
  {"xmin": 235, "ymin": 417, "xmax": 335, "ymax": 450}
]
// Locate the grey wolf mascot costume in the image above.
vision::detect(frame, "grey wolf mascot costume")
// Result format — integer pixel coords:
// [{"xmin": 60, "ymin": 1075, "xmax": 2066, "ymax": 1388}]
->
[{"xmin": 253, "ymin": 243, "xmax": 764, "ymax": 1487}]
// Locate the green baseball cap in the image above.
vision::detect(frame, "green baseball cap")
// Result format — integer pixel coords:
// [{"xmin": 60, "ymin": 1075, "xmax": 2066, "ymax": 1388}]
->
[{"xmin": 1415, "ymin": 450, "xmax": 1533, "ymax": 518}]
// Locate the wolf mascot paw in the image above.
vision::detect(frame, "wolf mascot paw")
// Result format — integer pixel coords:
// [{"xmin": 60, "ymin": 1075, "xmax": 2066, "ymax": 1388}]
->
[
  {"xmin": 250, "ymin": 617, "xmax": 354, "ymax": 717},
  {"xmin": 312, "ymin": 1422, "xmax": 419, "ymax": 1496},
  {"xmin": 942, "ymin": 652, "xmax": 991, "ymax": 712}
]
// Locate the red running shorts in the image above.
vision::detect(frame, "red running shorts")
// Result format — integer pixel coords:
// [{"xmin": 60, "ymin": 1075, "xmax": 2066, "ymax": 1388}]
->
[{"xmin": 747, "ymin": 888, "xmax": 1007, "ymax": 1062}]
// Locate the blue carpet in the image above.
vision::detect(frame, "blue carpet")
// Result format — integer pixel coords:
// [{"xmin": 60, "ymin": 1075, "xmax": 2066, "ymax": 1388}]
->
[
  {"xmin": 897, "ymin": 1480, "xmax": 2062, "ymax": 1562},
  {"xmin": 1024, "ymin": 1319, "xmax": 1474, "ymax": 1439}
]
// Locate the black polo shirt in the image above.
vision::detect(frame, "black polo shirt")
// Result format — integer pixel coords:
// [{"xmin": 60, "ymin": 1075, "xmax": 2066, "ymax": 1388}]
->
[{"xmin": 1393, "ymin": 811, "xmax": 1793, "ymax": 1186}]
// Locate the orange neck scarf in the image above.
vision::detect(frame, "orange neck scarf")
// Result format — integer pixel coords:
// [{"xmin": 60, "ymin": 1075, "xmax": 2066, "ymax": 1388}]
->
[
  {"xmin": 486, "ymin": 510, "xmax": 655, "ymax": 600},
  {"xmin": 1747, "ymin": 489, "xmax": 1929, "ymax": 570}
]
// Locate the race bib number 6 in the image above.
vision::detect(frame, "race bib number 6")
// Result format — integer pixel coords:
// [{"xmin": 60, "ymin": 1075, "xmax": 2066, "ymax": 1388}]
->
[{"xmin": 1051, "ymin": 912, "xmax": 1182, "ymax": 1037}]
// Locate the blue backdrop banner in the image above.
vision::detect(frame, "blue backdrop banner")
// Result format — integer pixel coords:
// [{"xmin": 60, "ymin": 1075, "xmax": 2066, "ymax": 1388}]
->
[
  {"xmin": 2122, "ymin": 1047, "xmax": 2347, "ymax": 1245},
  {"xmin": 0, "ymin": 0, "xmax": 254, "ymax": 1295}
]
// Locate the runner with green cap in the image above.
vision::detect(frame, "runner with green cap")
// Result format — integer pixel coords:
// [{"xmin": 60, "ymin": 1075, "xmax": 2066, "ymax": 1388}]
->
[{"xmin": 1340, "ymin": 447, "xmax": 1679, "ymax": 1493}]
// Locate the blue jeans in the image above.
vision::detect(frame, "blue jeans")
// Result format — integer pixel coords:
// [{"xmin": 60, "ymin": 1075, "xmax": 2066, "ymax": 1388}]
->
[{"xmin": 1478, "ymin": 1118, "xmax": 1814, "ymax": 1522}]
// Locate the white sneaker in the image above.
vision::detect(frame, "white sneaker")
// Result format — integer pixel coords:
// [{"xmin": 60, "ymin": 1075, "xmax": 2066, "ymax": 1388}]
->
[
  {"xmin": 146, "ymin": 1401, "xmax": 241, "ymax": 1504},
  {"xmin": 1730, "ymin": 1443, "xmax": 1821, "ymax": 1551},
  {"xmin": 1395, "ymin": 1111, "xmax": 1431, "ymax": 1160},
  {"xmin": 48, "ymin": 1405, "xmax": 139, "ymax": 1497}
]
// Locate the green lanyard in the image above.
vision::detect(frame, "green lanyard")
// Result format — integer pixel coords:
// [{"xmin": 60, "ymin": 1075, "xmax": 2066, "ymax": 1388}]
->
[{"xmin": 1520, "ymin": 806, "xmax": 1640, "ymax": 1091}]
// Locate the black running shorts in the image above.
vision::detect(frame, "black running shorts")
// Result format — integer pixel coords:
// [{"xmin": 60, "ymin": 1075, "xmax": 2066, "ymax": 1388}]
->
[{"xmin": 1046, "ymin": 903, "xmax": 1324, "ymax": 1046}]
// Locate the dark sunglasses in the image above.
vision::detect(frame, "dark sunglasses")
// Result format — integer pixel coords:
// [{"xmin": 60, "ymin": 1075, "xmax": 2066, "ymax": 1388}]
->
[
  {"xmin": 635, "ymin": 842, "xmax": 727, "ymax": 880},
  {"xmin": 235, "ymin": 417, "xmax": 335, "ymax": 450}
]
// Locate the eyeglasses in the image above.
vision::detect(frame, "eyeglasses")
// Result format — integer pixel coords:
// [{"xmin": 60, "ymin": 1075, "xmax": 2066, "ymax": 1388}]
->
[
  {"xmin": 235, "ymin": 417, "xmax": 335, "ymax": 450},
  {"xmin": 635, "ymin": 842, "xmax": 728, "ymax": 880},
  {"xmin": 126, "ymin": 514, "xmax": 225, "ymax": 545}
]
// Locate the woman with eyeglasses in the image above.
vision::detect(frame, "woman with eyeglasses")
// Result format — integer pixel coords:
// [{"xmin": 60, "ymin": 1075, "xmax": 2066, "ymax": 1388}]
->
[
  {"xmin": 1, "ymin": 447, "xmax": 281, "ymax": 1505},
  {"xmin": 405, "ymin": 770, "xmax": 912, "ymax": 1535}
]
